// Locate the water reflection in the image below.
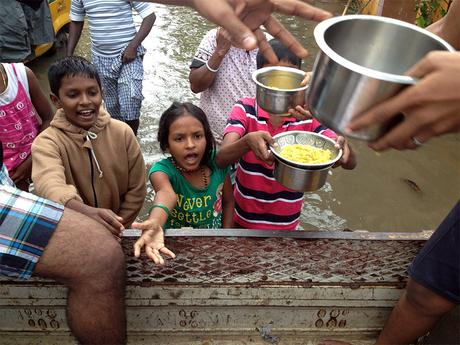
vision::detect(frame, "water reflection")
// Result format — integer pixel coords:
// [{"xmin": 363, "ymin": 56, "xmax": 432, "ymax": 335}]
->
[{"xmin": 27, "ymin": 3, "xmax": 460, "ymax": 232}]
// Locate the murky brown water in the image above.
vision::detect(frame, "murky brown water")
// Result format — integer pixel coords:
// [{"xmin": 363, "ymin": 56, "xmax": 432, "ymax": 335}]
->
[{"xmin": 27, "ymin": 2, "xmax": 460, "ymax": 232}]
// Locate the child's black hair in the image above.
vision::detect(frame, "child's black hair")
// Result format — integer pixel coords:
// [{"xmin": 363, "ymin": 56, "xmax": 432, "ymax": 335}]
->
[
  {"xmin": 158, "ymin": 102, "xmax": 216, "ymax": 167},
  {"xmin": 48, "ymin": 56, "xmax": 102, "ymax": 96},
  {"xmin": 256, "ymin": 39, "xmax": 302, "ymax": 69}
]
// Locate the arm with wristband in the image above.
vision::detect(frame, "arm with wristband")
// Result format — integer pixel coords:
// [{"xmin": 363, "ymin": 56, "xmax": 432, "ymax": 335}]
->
[
  {"xmin": 189, "ymin": 28, "xmax": 230, "ymax": 93},
  {"xmin": 132, "ymin": 171, "xmax": 177, "ymax": 266}
]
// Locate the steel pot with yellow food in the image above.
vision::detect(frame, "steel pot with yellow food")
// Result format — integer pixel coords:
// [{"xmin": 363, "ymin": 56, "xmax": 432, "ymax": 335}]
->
[{"xmin": 270, "ymin": 131, "xmax": 342, "ymax": 192}]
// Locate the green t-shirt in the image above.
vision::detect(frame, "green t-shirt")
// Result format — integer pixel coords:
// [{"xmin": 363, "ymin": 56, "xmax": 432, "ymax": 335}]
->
[{"xmin": 149, "ymin": 154, "xmax": 229, "ymax": 229}]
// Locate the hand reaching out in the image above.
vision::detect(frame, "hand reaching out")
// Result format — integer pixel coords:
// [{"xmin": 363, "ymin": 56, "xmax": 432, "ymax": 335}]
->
[
  {"xmin": 132, "ymin": 219, "xmax": 176, "ymax": 266},
  {"xmin": 216, "ymin": 27, "xmax": 232, "ymax": 55},
  {"xmin": 150, "ymin": 0, "xmax": 331, "ymax": 63}
]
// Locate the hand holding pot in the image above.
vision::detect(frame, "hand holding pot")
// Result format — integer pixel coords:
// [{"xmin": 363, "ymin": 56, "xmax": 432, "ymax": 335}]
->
[
  {"xmin": 347, "ymin": 51, "xmax": 460, "ymax": 151},
  {"xmin": 244, "ymin": 131, "xmax": 275, "ymax": 164},
  {"xmin": 287, "ymin": 72, "xmax": 313, "ymax": 120},
  {"xmin": 333, "ymin": 136, "xmax": 357, "ymax": 170}
]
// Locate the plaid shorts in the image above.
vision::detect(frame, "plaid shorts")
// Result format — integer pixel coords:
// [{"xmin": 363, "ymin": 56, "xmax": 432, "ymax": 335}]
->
[
  {"xmin": 92, "ymin": 46, "xmax": 145, "ymax": 121},
  {"xmin": 0, "ymin": 185, "xmax": 64, "ymax": 279}
]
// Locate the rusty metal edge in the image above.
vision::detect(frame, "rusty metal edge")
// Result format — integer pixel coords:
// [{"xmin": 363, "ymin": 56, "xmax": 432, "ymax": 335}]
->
[{"xmin": 123, "ymin": 229, "xmax": 432, "ymax": 241}]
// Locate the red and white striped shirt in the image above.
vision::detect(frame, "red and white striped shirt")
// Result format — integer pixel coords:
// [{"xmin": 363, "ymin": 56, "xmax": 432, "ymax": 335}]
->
[{"xmin": 224, "ymin": 97, "xmax": 337, "ymax": 230}]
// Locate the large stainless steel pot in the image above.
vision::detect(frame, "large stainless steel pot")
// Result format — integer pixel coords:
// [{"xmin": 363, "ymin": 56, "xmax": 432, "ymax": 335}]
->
[{"xmin": 308, "ymin": 15, "xmax": 455, "ymax": 141}]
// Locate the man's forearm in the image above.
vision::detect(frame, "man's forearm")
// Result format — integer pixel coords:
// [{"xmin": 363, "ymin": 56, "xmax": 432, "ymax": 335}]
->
[
  {"xmin": 67, "ymin": 21, "xmax": 84, "ymax": 55},
  {"xmin": 189, "ymin": 49, "xmax": 227, "ymax": 93},
  {"xmin": 130, "ymin": 12, "xmax": 156, "ymax": 49}
]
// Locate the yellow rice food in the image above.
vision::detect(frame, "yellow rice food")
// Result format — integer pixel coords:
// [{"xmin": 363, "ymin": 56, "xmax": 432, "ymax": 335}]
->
[{"xmin": 279, "ymin": 144, "xmax": 333, "ymax": 164}]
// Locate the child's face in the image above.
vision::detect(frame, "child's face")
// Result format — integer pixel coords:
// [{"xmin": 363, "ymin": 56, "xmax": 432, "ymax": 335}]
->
[
  {"xmin": 51, "ymin": 74, "xmax": 102, "ymax": 130},
  {"xmin": 167, "ymin": 113, "xmax": 207, "ymax": 171}
]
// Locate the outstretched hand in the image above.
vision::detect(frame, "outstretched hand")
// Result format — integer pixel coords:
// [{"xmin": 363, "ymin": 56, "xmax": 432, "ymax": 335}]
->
[
  {"xmin": 347, "ymin": 51, "xmax": 460, "ymax": 151},
  {"xmin": 132, "ymin": 219, "xmax": 176, "ymax": 266},
  {"xmin": 151, "ymin": 0, "xmax": 331, "ymax": 63}
]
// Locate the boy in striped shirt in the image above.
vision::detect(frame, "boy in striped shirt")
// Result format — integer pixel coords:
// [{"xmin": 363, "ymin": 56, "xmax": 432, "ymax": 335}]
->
[{"xmin": 216, "ymin": 39, "xmax": 357, "ymax": 230}]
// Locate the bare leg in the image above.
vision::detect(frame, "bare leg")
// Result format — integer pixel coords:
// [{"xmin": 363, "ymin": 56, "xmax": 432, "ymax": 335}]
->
[
  {"xmin": 34, "ymin": 208, "xmax": 127, "ymax": 345},
  {"xmin": 376, "ymin": 278, "xmax": 455, "ymax": 345}
]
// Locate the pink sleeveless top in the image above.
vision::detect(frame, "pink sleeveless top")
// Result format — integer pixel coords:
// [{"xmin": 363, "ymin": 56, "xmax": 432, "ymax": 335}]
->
[{"xmin": 0, "ymin": 64, "xmax": 40, "ymax": 172}]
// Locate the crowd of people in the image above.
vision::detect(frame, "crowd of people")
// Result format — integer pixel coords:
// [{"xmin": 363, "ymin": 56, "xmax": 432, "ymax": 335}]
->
[{"xmin": 0, "ymin": 0, "xmax": 459, "ymax": 344}]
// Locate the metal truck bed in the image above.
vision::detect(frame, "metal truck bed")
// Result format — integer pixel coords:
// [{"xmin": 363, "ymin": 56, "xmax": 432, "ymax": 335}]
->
[{"xmin": 0, "ymin": 230, "xmax": 430, "ymax": 344}]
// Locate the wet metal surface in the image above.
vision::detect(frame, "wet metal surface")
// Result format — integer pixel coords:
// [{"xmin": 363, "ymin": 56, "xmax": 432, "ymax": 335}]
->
[
  {"xmin": 0, "ymin": 235, "xmax": 426, "ymax": 344},
  {"xmin": 123, "ymin": 235, "xmax": 425, "ymax": 286}
]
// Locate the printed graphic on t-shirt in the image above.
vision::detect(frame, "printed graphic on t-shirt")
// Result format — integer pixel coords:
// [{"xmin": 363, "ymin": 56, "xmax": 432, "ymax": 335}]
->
[{"xmin": 169, "ymin": 182, "xmax": 224, "ymax": 229}]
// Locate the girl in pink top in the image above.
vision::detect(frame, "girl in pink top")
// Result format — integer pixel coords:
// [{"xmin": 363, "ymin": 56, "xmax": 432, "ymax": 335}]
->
[{"xmin": 0, "ymin": 63, "xmax": 53, "ymax": 191}]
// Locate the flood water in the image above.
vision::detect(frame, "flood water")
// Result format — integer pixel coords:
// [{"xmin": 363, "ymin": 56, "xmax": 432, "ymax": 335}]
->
[{"xmin": 27, "ymin": 2, "xmax": 460, "ymax": 232}]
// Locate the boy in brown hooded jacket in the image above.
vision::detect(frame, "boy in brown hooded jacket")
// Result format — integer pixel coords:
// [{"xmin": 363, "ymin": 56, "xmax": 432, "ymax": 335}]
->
[{"xmin": 32, "ymin": 56, "xmax": 146, "ymax": 236}]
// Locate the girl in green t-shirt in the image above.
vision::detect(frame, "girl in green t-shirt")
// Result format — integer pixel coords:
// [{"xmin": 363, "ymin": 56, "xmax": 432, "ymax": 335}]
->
[{"xmin": 132, "ymin": 102, "xmax": 234, "ymax": 265}]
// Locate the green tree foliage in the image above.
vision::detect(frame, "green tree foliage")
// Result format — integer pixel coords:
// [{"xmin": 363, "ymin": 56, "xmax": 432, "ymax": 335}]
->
[{"xmin": 415, "ymin": 0, "xmax": 452, "ymax": 27}]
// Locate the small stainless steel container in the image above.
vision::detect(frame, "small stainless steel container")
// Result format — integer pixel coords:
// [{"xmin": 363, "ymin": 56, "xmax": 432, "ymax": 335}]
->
[
  {"xmin": 253, "ymin": 66, "xmax": 308, "ymax": 115},
  {"xmin": 270, "ymin": 131, "xmax": 342, "ymax": 192},
  {"xmin": 308, "ymin": 15, "xmax": 455, "ymax": 141}
]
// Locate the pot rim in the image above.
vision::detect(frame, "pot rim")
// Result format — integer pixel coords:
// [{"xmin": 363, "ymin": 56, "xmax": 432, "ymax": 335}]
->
[
  {"xmin": 314, "ymin": 14, "xmax": 455, "ymax": 85},
  {"xmin": 252, "ymin": 66, "xmax": 308, "ymax": 92}
]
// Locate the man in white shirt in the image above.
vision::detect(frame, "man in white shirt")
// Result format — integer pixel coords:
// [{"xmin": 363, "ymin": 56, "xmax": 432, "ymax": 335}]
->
[{"xmin": 67, "ymin": 0, "xmax": 156, "ymax": 135}]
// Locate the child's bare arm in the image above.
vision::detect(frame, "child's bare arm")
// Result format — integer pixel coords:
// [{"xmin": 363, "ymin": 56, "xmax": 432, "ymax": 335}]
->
[
  {"xmin": 221, "ymin": 175, "xmax": 234, "ymax": 228},
  {"xmin": 25, "ymin": 66, "xmax": 53, "ymax": 132},
  {"xmin": 149, "ymin": 171, "xmax": 178, "ymax": 226},
  {"xmin": 216, "ymin": 131, "xmax": 275, "ymax": 168}
]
